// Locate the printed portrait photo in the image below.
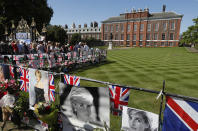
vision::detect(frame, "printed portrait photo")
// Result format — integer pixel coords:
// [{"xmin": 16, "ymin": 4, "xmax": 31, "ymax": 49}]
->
[
  {"xmin": 29, "ymin": 68, "xmax": 49, "ymax": 109},
  {"xmin": 122, "ymin": 106, "xmax": 159, "ymax": 131},
  {"xmin": 0, "ymin": 64, "xmax": 10, "ymax": 82},
  {"xmin": 59, "ymin": 84, "xmax": 110, "ymax": 131}
]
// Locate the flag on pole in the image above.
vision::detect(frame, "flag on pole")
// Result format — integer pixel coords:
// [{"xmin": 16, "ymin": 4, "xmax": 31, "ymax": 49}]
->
[
  {"xmin": 162, "ymin": 96, "xmax": 198, "ymax": 131},
  {"xmin": 63, "ymin": 74, "xmax": 80, "ymax": 86},
  {"xmin": 9, "ymin": 65, "xmax": 15, "ymax": 78},
  {"xmin": 108, "ymin": 85, "xmax": 130, "ymax": 115},
  {"xmin": 49, "ymin": 74, "xmax": 55, "ymax": 101},
  {"xmin": 19, "ymin": 67, "xmax": 29, "ymax": 92}
]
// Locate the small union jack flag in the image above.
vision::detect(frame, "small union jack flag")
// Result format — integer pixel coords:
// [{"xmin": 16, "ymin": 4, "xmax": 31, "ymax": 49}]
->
[
  {"xmin": 64, "ymin": 74, "xmax": 80, "ymax": 86},
  {"xmin": 49, "ymin": 74, "xmax": 55, "ymax": 101},
  {"xmin": 19, "ymin": 67, "xmax": 29, "ymax": 92},
  {"xmin": 13, "ymin": 55, "xmax": 20, "ymax": 65},
  {"xmin": 38, "ymin": 118, "xmax": 48, "ymax": 130},
  {"xmin": 109, "ymin": 85, "xmax": 130, "ymax": 116},
  {"xmin": 9, "ymin": 65, "xmax": 15, "ymax": 78}
]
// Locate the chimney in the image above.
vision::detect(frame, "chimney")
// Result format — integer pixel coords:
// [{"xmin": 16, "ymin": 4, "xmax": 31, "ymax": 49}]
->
[{"xmin": 163, "ymin": 5, "xmax": 166, "ymax": 12}]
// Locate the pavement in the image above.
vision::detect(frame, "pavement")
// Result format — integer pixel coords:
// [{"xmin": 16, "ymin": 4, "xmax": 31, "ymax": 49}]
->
[{"xmin": 185, "ymin": 47, "xmax": 198, "ymax": 53}]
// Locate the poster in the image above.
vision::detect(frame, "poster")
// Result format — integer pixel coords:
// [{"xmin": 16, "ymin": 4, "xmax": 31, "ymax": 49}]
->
[
  {"xmin": 60, "ymin": 84, "xmax": 110, "ymax": 131},
  {"xmin": 122, "ymin": 106, "xmax": 159, "ymax": 131},
  {"xmin": 0, "ymin": 64, "xmax": 10, "ymax": 82},
  {"xmin": 29, "ymin": 68, "xmax": 49, "ymax": 109}
]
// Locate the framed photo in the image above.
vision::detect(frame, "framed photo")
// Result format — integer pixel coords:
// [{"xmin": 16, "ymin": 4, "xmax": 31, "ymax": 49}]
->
[
  {"xmin": 60, "ymin": 85, "xmax": 110, "ymax": 131},
  {"xmin": 122, "ymin": 106, "xmax": 159, "ymax": 131}
]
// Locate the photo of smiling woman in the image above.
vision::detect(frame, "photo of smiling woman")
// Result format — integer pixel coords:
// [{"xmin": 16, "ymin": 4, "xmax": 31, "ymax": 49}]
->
[
  {"xmin": 29, "ymin": 68, "xmax": 49, "ymax": 109},
  {"xmin": 122, "ymin": 106, "xmax": 159, "ymax": 131}
]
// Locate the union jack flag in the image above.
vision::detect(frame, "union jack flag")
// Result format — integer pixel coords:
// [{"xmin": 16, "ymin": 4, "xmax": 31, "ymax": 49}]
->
[
  {"xmin": 38, "ymin": 118, "xmax": 48, "ymax": 130},
  {"xmin": 9, "ymin": 65, "xmax": 15, "ymax": 78},
  {"xmin": 19, "ymin": 67, "xmax": 29, "ymax": 92},
  {"xmin": 109, "ymin": 85, "xmax": 130, "ymax": 116},
  {"xmin": 162, "ymin": 96, "xmax": 198, "ymax": 131},
  {"xmin": 49, "ymin": 74, "xmax": 55, "ymax": 101},
  {"xmin": 63, "ymin": 74, "xmax": 80, "ymax": 86},
  {"xmin": 13, "ymin": 55, "xmax": 20, "ymax": 65}
]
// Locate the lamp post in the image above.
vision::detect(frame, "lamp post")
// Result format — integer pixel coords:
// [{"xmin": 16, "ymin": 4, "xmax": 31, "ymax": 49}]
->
[
  {"xmin": 31, "ymin": 17, "xmax": 36, "ymax": 42},
  {"xmin": 42, "ymin": 23, "xmax": 47, "ymax": 43},
  {"xmin": 4, "ymin": 25, "xmax": 8, "ymax": 42},
  {"xmin": 11, "ymin": 20, "xmax": 15, "ymax": 40}
]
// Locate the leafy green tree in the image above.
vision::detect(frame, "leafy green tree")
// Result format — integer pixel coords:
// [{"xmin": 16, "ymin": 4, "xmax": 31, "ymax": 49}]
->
[
  {"xmin": 0, "ymin": 0, "xmax": 53, "ymax": 40},
  {"xmin": 46, "ymin": 25, "xmax": 67, "ymax": 44},
  {"xmin": 181, "ymin": 18, "xmax": 198, "ymax": 45},
  {"xmin": 70, "ymin": 33, "xmax": 81, "ymax": 45}
]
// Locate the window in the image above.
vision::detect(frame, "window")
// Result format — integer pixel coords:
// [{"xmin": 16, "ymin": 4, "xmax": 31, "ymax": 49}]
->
[
  {"xmin": 104, "ymin": 34, "xmax": 108, "ymax": 40},
  {"xmin": 169, "ymin": 42, "xmax": 173, "ymax": 46},
  {"xmin": 154, "ymin": 42, "xmax": 158, "ymax": 47},
  {"xmin": 140, "ymin": 24, "xmax": 144, "ymax": 31},
  {"xmin": 133, "ymin": 41, "xmax": 136, "ymax": 46},
  {"xmin": 146, "ymin": 42, "xmax": 150, "ymax": 46},
  {"xmin": 127, "ymin": 24, "xmax": 130, "ymax": 32},
  {"xmin": 105, "ymin": 25, "xmax": 108, "ymax": 32},
  {"xmin": 127, "ymin": 34, "xmax": 130, "ymax": 40},
  {"xmin": 154, "ymin": 33, "xmax": 158, "ymax": 40},
  {"xmin": 171, "ymin": 22, "xmax": 175, "ymax": 30},
  {"xmin": 154, "ymin": 23, "xmax": 159, "ymax": 31},
  {"xmin": 121, "ymin": 34, "xmax": 124, "ymax": 40},
  {"xmin": 134, "ymin": 24, "xmax": 137, "ymax": 31},
  {"xmin": 116, "ymin": 25, "xmax": 119, "ymax": 32},
  {"xmin": 115, "ymin": 34, "xmax": 118, "ymax": 40},
  {"xmin": 140, "ymin": 34, "xmax": 143, "ymax": 40},
  {"xmin": 97, "ymin": 34, "xmax": 100, "ymax": 39},
  {"xmin": 163, "ymin": 23, "xmax": 167, "ymax": 31},
  {"xmin": 139, "ymin": 42, "xmax": 143, "ymax": 46},
  {"xmin": 133, "ymin": 34, "xmax": 136, "ymax": 40},
  {"xmin": 161, "ymin": 42, "xmax": 165, "ymax": 46},
  {"xmin": 111, "ymin": 25, "xmax": 113, "ymax": 32},
  {"xmin": 170, "ymin": 33, "xmax": 174, "ymax": 40},
  {"xmin": 146, "ymin": 33, "xmax": 150, "ymax": 40},
  {"xmin": 162, "ymin": 33, "xmax": 166, "ymax": 40},
  {"xmin": 147, "ymin": 24, "xmax": 151, "ymax": 32},
  {"xmin": 121, "ymin": 24, "xmax": 124, "ymax": 32}
]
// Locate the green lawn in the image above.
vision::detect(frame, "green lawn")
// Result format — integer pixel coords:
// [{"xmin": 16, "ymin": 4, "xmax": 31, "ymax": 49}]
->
[{"xmin": 72, "ymin": 47, "xmax": 198, "ymax": 130}]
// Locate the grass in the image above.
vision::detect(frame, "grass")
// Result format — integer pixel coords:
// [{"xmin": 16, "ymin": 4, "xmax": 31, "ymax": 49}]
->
[{"xmin": 71, "ymin": 47, "xmax": 198, "ymax": 131}]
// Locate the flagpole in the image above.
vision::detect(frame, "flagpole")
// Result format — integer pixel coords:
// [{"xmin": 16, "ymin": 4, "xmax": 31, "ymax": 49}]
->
[{"xmin": 158, "ymin": 80, "xmax": 165, "ymax": 131}]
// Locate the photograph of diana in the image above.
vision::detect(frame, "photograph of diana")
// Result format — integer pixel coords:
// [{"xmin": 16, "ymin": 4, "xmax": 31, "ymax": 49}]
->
[
  {"xmin": 121, "ymin": 106, "xmax": 158, "ymax": 131},
  {"xmin": 29, "ymin": 68, "xmax": 49, "ymax": 109},
  {"xmin": 60, "ymin": 85, "xmax": 110, "ymax": 131}
]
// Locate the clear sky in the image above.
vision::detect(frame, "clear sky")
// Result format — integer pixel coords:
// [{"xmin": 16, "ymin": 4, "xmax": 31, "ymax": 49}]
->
[{"xmin": 48, "ymin": 0, "xmax": 198, "ymax": 33}]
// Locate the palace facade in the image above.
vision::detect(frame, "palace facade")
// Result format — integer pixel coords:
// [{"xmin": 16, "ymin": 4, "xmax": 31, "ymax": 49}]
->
[
  {"xmin": 65, "ymin": 22, "xmax": 101, "ymax": 41},
  {"xmin": 101, "ymin": 6, "xmax": 183, "ymax": 47}
]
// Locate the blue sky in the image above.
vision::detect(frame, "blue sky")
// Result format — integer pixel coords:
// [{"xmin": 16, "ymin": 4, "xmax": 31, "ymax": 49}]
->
[{"xmin": 48, "ymin": 0, "xmax": 198, "ymax": 33}]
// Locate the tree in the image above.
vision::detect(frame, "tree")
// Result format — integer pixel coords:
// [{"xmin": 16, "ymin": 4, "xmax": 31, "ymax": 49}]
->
[
  {"xmin": 70, "ymin": 33, "xmax": 81, "ymax": 45},
  {"xmin": 0, "ymin": 0, "xmax": 53, "ymax": 40},
  {"xmin": 46, "ymin": 25, "xmax": 67, "ymax": 44},
  {"xmin": 180, "ymin": 18, "xmax": 198, "ymax": 45}
]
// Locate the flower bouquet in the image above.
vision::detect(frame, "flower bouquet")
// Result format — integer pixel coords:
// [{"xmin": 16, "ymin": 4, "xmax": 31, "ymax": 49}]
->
[
  {"xmin": 34, "ymin": 102, "xmax": 59, "ymax": 131},
  {"xmin": 0, "ymin": 79, "xmax": 20, "ymax": 98}
]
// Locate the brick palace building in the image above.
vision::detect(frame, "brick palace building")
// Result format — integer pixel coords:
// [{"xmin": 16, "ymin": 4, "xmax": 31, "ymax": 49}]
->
[{"xmin": 101, "ymin": 6, "xmax": 183, "ymax": 47}]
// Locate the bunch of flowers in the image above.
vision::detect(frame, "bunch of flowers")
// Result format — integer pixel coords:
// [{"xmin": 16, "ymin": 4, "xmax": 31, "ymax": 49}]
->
[
  {"xmin": 37, "ymin": 102, "xmax": 52, "ymax": 115},
  {"xmin": 0, "ymin": 79, "xmax": 20, "ymax": 98}
]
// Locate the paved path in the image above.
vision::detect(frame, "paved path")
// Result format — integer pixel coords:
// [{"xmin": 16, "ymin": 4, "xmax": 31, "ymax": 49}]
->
[{"xmin": 185, "ymin": 47, "xmax": 198, "ymax": 53}]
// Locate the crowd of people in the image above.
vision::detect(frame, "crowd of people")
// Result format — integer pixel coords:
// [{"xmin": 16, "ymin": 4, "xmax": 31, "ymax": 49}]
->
[{"xmin": 0, "ymin": 40, "xmax": 91, "ymax": 55}]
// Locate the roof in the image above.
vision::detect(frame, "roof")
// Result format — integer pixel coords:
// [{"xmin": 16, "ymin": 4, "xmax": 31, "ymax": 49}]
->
[{"xmin": 102, "ymin": 12, "xmax": 183, "ymax": 23}]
